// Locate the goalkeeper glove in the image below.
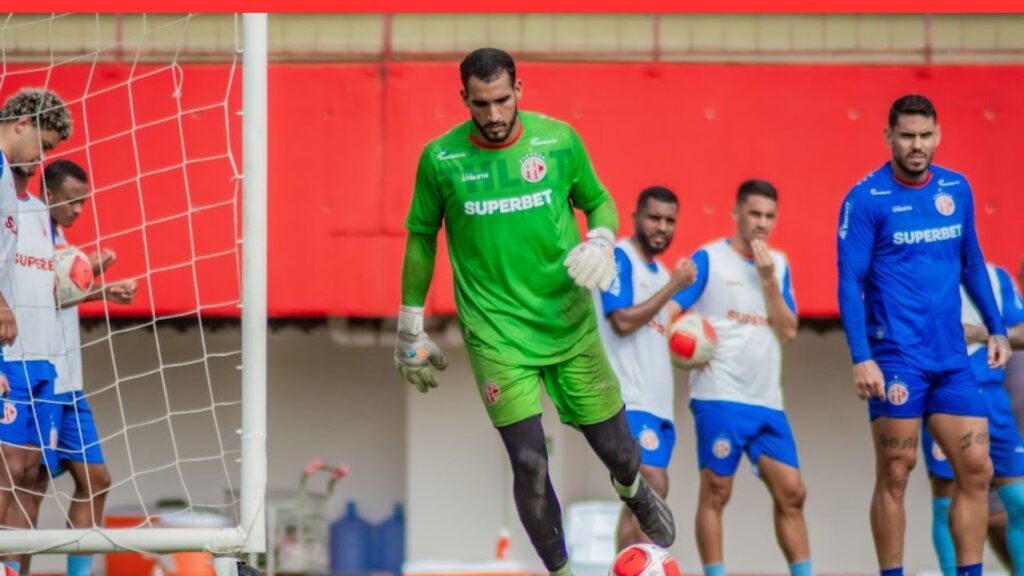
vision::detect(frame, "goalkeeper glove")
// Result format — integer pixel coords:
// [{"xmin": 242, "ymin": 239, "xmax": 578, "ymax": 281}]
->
[
  {"xmin": 394, "ymin": 305, "xmax": 448, "ymax": 393},
  {"xmin": 564, "ymin": 227, "xmax": 616, "ymax": 291}
]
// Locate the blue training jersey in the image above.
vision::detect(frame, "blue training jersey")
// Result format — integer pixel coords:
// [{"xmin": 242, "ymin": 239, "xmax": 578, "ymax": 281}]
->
[{"xmin": 837, "ymin": 162, "xmax": 1005, "ymax": 370}]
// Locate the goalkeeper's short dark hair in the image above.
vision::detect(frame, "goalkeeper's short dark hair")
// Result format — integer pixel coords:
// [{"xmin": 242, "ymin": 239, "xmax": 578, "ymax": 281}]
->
[
  {"xmin": 43, "ymin": 159, "xmax": 88, "ymax": 196},
  {"xmin": 889, "ymin": 94, "xmax": 937, "ymax": 129},
  {"xmin": 637, "ymin": 186, "xmax": 678, "ymax": 212},
  {"xmin": 460, "ymin": 48, "xmax": 516, "ymax": 89},
  {"xmin": 0, "ymin": 88, "xmax": 73, "ymax": 141},
  {"xmin": 736, "ymin": 179, "xmax": 778, "ymax": 205}
]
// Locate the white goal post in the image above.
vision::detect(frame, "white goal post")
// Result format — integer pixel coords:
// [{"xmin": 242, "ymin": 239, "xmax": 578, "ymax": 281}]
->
[{"xmin": 0, "ymin": 12, "xmax": 267, "ymax": 567}]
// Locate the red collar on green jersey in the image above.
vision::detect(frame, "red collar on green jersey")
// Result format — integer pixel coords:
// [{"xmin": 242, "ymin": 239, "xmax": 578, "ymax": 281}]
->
[{"xmin": 468, "ymin": 121, "xmax": 524, "ymax": 150}]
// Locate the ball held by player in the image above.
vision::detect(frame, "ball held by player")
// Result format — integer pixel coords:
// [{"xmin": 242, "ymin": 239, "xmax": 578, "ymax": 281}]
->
[
  {"xmin": 668, "ymin": 311, "xmax": 717, "ymax": 369},
  {"xmin": 53, "ymin": 246, "xmax": 94, "ymax": 308}
]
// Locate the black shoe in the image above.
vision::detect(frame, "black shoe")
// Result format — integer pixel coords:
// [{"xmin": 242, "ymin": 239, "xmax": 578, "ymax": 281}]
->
[{"xmin": 620, "ymin": 477, "xmax": 676, "ymax": 547}]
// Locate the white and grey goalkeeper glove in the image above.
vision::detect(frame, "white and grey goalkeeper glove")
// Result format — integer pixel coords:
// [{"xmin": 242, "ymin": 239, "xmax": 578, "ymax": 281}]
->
[
  {"xmin": 394, "ymin": 305, "xmax": 448, "ymax": 393},
  {"xmin": 564, "ymin": 227, "xmax": 616, "ymax": 291}
]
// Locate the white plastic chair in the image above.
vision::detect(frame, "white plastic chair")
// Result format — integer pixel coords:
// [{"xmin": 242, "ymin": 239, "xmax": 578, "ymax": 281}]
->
[{"xmin": 563, "ymin": 500, "xmax": 622, "ymax": 576}]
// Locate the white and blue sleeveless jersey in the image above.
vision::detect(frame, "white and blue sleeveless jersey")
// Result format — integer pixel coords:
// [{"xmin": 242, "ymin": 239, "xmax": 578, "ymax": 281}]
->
[
  {"xmin": 837, "ymin": 162, "xmax": 1005, "ymax": 370},
  {"xmin": 593, "ymin": 240, "xmax": 674, "ymax": 422},
  {"xmin": 672, "ymin": 239, "xmax": 796, "ymax": 410},
  {"xmin": 963, "ymin": 265, "xmax": 1024, "ymax": 384}
]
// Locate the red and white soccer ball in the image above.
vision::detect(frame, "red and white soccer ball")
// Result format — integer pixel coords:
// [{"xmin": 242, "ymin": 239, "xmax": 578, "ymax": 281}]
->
[
  {"xmin": 54, "ymin": 246, "xmax": 95, "ymax": 307},
  {"xmin": 609, "ymin": 544, "xmax": 681, "ymax": 576},
  {"xmin": 668, "ymin": 311, "xmax": 717, "ymax": 369}
]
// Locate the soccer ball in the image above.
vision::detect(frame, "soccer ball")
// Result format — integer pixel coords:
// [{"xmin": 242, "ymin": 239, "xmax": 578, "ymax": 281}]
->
[
  {"xmin": 609, "ymin": 544, "xmax": 681, "ymax": 576},
  {"xmin": 668, "ymin": 311, "xmax": 717, "ymax": 368},
  {"xmin": 54, "ymin": 246, "xmax": 95, "ymax": 307}
]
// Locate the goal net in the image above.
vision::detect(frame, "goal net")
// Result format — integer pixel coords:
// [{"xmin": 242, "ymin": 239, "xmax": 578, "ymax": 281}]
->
[{"xmin": 0, "ymin": 12, "xmax": 266, "ymax": 568}]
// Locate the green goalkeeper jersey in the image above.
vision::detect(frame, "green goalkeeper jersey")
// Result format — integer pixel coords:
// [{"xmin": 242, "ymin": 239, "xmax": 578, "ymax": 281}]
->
[{"xmin": 405, "ymin": 111, "xmax": 613, "ymax": 365}]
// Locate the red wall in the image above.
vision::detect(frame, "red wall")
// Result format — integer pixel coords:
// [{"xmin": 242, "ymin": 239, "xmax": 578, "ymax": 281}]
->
[{"xmin": 5, "ymin": 62, "xmax": 1022, "ymax": 318}]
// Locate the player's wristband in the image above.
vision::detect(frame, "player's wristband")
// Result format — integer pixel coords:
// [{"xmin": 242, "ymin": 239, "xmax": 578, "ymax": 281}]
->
[{"xmin": 398, "ymin": 305, "xmax": 424, "ymax": 335}]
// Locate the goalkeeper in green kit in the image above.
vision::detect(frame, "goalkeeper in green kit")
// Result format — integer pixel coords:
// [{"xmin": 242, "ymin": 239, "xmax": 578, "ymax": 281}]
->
[{"xmin": 395, "ymin": 48, "xmax": 675, "ymax": 572}]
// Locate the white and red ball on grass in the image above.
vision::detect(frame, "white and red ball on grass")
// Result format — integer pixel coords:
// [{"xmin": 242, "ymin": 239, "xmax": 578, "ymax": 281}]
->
[{"xmin": 610, "ymin": 543, "xmax": 681, "ymax": 576}]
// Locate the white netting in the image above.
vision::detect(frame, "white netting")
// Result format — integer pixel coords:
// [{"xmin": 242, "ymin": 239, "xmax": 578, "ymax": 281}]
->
[{"xmin": 0, "ymin": 13, "xmax": 251, "ymax": 559}]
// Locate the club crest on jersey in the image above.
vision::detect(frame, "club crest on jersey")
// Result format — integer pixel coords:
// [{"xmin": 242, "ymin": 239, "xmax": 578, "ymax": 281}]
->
[
  {"xmin": 483, "ymin": 381, "xmax": 501, "ymax": 405},
  {"xmin": 0, "ymin": 402, "xmax": 17, "ymax": 425},
  {"xmin": 712, "ymin": 437, "xmax": 732, "ymax": 459},
  {"xmin": 931, "ymin": 441, "xmax": 947, "ymax": 462},
  {"xmin": 640, "ymin": 429, "xmax": 660, "ymax": 451},
  {"xmin": 887, "ymin": 376, "xmax": 909, "ymax": 406},
  {"xmin": 520, "ymin": 153, "xmax": 547, "ymax": 183},
  {"xmin": 933, "ymin": 192, "xmax": 956, "ymax": 216}
]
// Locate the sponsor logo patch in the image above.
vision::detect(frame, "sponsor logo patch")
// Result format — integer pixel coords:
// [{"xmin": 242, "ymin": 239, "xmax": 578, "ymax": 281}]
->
[
  {"xmin": 838, "ymin": 201, "xmax": 852, "ymax": 239},
  {"xmin": 436, "ymin": 150, "xmax": 466, "ymax": 161}
]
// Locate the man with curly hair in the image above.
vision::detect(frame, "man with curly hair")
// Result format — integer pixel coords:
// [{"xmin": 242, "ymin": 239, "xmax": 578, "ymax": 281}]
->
[{"xmin": 0, "ymin": 88, "xmax": 71, "ymax": 560}]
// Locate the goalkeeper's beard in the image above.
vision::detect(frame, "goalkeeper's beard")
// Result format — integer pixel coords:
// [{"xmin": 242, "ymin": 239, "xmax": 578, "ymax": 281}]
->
[{"xmin": 472, "ymin": 109, "xmax": 519, "ymax": 144}]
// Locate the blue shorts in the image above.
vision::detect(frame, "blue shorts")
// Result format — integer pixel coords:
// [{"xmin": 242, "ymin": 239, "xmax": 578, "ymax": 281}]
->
[
  {"xmin": 691, "ymin": 399, "xmax": 800, "ymax": 477},
  {"xmin": 868, "ymin": 362, "xmax": 985, "ymax": 421},
  {"xmin": 0, "ymin": 360, "xmax": 58, "ymax": 449},
  {"xmin": 42, "ymin": 391, "xmax": 105, "ymax": 475},
  {"xmin": 923, "ymin": 381, "xmax": 1024, "ymax": 480},
  {"xmin": 626, "ymin": 410, "xmax": 676, "ymax": 469}
]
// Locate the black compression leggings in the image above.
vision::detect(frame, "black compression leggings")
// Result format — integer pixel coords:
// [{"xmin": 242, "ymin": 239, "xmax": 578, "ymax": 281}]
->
[
  {"xmin": 498, "ymin": 416, "xmax": 567, "ymax": 571},
  {"xmin": 497, "ymin": 408, "xmax": 640, "ymax": 571}
]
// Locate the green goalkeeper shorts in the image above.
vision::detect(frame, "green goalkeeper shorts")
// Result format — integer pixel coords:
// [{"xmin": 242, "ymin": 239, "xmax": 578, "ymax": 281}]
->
[{"xmin": 467, "ymin": 336, "xmax": 623, "ymax": 428}]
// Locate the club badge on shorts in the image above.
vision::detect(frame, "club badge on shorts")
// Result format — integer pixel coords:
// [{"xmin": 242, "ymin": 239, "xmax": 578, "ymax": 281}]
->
[
  {"xmin": 887, "ymin": 375, "xmax": 910, "ymax": 406},
  {"xmin": 483, "ymin": 380, "xmax": 501, "ymax": 406},
  {"xmin": 712, "ymin": 436, "xmax": 732, "ymax": 459},
  {"xmin": 640, "ymin": 428, "xmax": 660, "ymax": 451}
]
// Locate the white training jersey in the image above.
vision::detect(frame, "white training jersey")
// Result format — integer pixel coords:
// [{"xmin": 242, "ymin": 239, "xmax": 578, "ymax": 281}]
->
[
  {"xmin": 961, "ymin": 265, "xmax": 1002, "ymax": 356},
  {"xmin": 1, "ymin": 194, "xmax": 60, "ymax": 362},
  {"xmin": 0, "ymin": 151, "xmax": 18, "ymax": 311},
  {"xmin": 53, "ymin": 226, "xmax": 83, "ymax": 394},
  {"xmin": 679, "ymin": 239, "xmax": 795, "ymax": 410},
  {"xmin": 593, "ymin": 239, "xmax": 675, "ymax": 421}
]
